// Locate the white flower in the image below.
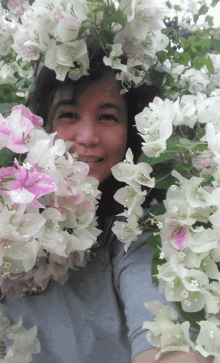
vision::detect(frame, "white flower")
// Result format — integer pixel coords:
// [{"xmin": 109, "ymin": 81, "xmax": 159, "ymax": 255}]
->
[
  {"xmin": 201, "ymin": 122, "xmax": 220, "ymax": 160},
  {"xmin": 39, "ymin": 208, "xmax": 68, "ymax": 258},
  {"xmin": 0, "ymin": 61, "xmax": 17, "ymax": 84},
  {"xmin": 176, "ymin": 93, "xmax": 209, "ymax": 128},
  {"xmin": 112, "ymin": 214, "xmax": 142, "ymax": 252},
  {"xmin": 143, "ymin": 301, "xmax": 195, "ymax": 359},
  {"xmin": 44, "ymin": 39, "xmax": 89, "ymax": 81},
  {"xmin": 135, "ymin": 97, "xmax": 179, "ymax": 157},
  {"xmin": 0, "ymin": 208, "xmax": 45, "ymax": 271},
  {"xmin": 103, "ymin": 43, "xmax": 127, "ymax": 73},
  {"xmin": 111, "ymin": 148, "xmax": 155, "ymax": 192},
  {"xmin": 195, "ymin": 317, "xmax": 220, "ymax": 359},
  {"xmin": 171, "ymin": 170, "xmax": 212, "ymax": 209},
  {"xmin": 4, "ymin": 317, "xmax": 41, "ymax": 361},
  {"xmin": 61, "ymin": 229, "xmax": 95, "ymax": 255},
  {"xmin": 113, "ymin": 185, "xmax": 146, "ymax": 217},
  {"xmin": 180, "ymin": 67, "xmax": 210, "ymax": 95},
  {"xmin": 163, "ymin": 59, "xmax": 185, "ymax": 82},
  {"xmin": 54, "ymin": 0, "xmax": 88, "ymax": 42}
]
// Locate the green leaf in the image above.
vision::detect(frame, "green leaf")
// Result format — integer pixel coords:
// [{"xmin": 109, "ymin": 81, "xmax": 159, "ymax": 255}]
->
[
  {"xmin": 174, "ymin": 302, "xmax": 206, "ymax": 329},
  {"xmin": 151, "ymin": 262, "xmax": 159, "ymax": 284},
  {"xmin": 205, "ymin": 57, "xmax": 214, "ymax": 74},
  {"xmin": 195, "ymin": 39, "xmax": 211, "ymax": 52},
  {"xmin": 179, "ymin": 138, "xmax": 191, "ymax": 146},
  {"xmin": 179, "ymin": 139, "xmax": 208, "ymax": 151},
  {"xmin": 193, "ymin": 55, "xmax": 207, "ymax": 70},
  {"xmin": 138, "ymin": 152, "xmax": 175, "ymax": 166},
  {"xmin": 191, "ymin": 144, "xmax": 209, "ymax": 152},
  {"xmin": 166, "ymin": 1, "xmax": 172, "ymax": 9},
  {"xmin": 148, "ymin": 202, "xmax": 166, "ymax": 218},
  {"xmin": 211, "ymin": 0, "xmax": 220, "ymax": 7},
  {"xmin": 152, "ymin": 245, "xmax": 161, "ymax": 259},
  {"xmin": 156, "ymin": 51, "xmax": 168, "ymax": 64},
  {"xmin": 110, "ymin": 11, "xmax": 126, "ymax": 28},
  {"xmin": 0, "ymin": 83, "xmax": 13, "ymax": 92},
  {"xmin": 166, "ymin": 135, "xmax": 180, "ymax": 148},
  {"xmin": 175, "ymin": 162, "xmax": 192, "ymax": 172},
  {"xmin": 205, "ymin": 15, "xmax": 214, "ymax": 27},
  {"xmin": 0, "ymin": 149, "xmax": 14, "ymax": 167},
  {"xmin": 174, "ymin": 5, "xmax": 181, "ymax": 11},
  {"xmin": 205, "ymin": 175, "xmax": 215, "ymax": 185},
  {"xmin": 212, "ymin": 39, "xmax": 220, "ymax": 52},
  {"xmin": 145, "ymin": 233, "xmax": 162, "ymax": 247},
  {"xmin": 194, "ymin": 14, "xmax": 199, "ymax": 23},
  {"xmin": 198, "ymin": 4, "xmax": 209, "ymax": 16},
  {"xmin": 154, "ymin": 174, "xmax": 177, "ymax": 189}
]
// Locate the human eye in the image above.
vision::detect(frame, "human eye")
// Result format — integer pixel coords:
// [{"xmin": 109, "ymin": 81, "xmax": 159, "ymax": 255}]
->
[
  {"xmin": 58, "ymin": 112, "xmax": 78, "ymax": 120},
  {"xmin": 98, "ymin": 114, "xmax": 119, "ymax": 123}
]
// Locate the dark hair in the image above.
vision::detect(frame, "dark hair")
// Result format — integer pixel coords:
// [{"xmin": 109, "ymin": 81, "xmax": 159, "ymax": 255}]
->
[{"xmin": 26, "ymin": 43, "xmax": 166, "ymax": 283}]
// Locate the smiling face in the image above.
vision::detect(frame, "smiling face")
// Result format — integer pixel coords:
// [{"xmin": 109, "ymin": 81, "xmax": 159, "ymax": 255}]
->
[{"xmin": 48, "ymin": 73, "xmax": 128, "ymax": 183}]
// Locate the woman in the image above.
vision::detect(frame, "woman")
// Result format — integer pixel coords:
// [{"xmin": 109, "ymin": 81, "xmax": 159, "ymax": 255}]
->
[{"xmin": 1, "ymin": 45, "xmax": 213, "ymax": 363}]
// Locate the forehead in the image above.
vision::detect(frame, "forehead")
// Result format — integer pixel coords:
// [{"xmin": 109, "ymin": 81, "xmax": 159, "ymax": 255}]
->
[{"xmin": 51, "ymin": 74, "xmax": 126, "ymax": 111}]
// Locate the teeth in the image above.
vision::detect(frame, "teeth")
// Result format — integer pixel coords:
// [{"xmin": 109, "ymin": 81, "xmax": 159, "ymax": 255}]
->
[{"xmin": 78, "ymin": 158, "xmax": 103, "ymax": 162}]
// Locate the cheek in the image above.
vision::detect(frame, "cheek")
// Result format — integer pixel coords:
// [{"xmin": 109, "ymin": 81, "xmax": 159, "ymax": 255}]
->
[
  {"xmin": 53, "ymin": 124, "xmax": 74, "ymax": 141},
  {"xmin": 102, "ymin": 127, "xmax": 127, "ymax": 155}
]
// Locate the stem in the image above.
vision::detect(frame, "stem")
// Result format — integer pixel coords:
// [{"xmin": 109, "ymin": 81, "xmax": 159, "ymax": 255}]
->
[
  {"xmin": 178, "ymin": 126, "xmax": 187, "ymax": 138},
  {"xmin": 155, "ymin": 171, "xmax": 172, "ymax": 185},
  {"xmin": 34, "ymin": 53, "xmax": 43, "ymax": 78}
]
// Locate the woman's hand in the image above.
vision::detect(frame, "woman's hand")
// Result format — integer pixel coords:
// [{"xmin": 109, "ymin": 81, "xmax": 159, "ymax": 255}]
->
[{"xmin": 131, "ymin": 348, "xmax": 214, "ymax": 363}]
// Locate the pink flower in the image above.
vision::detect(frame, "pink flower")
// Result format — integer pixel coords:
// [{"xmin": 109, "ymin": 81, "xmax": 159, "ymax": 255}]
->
[
  {"xmin": 0, "ymin": 167, "xmax": 17, "ymax": 178},
  {"xmin": 0, "ymin": 115, "xmax": 12, "ymax": 135},
  {"xmin": 56, "ymin": 8, "xmax": 65, "ymax": 21},
  {"xmin": 12, "ymin": 105, "xmax": 43, "ymax": 126},
  {"xmin": 7, "ymin": 0, "xmax": 27, "ymax": 17},
  {"xmin": 191, "ymin": 150, "xmax": 217, "ymax": 171},
  {"xmin": 4, "ymin": 158, "xmax": 58, "ymax": 207},
  {"xmin": 153, "ymin": 96, "xmax": 160, "ymax": 105},
  {"xmin": 166, "ymin": 219, "xmax": 188, "ymax": 251},
  {"xmin": 6, "ymin": 115, "xmax": 34, "ymax": 153},
  {"xmin": 8, "ymin": 0, "xmax": 22, "ymax": 11},
  {"xmin": 4, "ymin": 106, "xmax": 41, "ymax": 154},
  {"xmin": 12, "ymin": 34, "xmax": 41, "ymax": 60}
]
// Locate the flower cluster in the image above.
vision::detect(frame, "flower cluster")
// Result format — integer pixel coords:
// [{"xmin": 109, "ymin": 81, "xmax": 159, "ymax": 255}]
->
[
  {"xmin": 1, "ymin": 0, "xmax": 220, "ymax": 361},
  {"xmin": 0, "ymin": 1, "xmax": 34, "ymax": 105},
  {"xmin": 178, "ymin": 53, "xmax": 220, "ymax": 96},
  {"xmin": 0, "ymin": 104, "xmax": 101, "ymax": 302},
  {"xmin": 0, "ymin": 4, "xmax": 16, "ymax": 57},
  {"xmin": 9, "ymin": 0, "xmax": 169, "ymax": 87},
  {"xmin": 111, "ymin": 148, "xmax": 155, "ymax": 251},
  {"xmin": 142, "ymin": 301, "xmax": 195, "ymax": 359},
  {"xmin": 159, "ymin": 52, "xmax": 220, "ymax": 100},
  {"xmin": 143, "ymin": 301, "xmax": 220, "ymax": 362},
  {"xmin": 110, "ymin": 90, "xmax": 220, "ymax": 359},
  {"xmin": 0, "ymin": 303, "xmax": 41, "ymax": 362},
  {"xmin": 168, "ymin": 0, "xmax": 212, "ymax": 32}
]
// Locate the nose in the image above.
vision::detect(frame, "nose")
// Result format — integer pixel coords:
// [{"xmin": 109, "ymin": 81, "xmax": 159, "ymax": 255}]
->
[{"xmin": 75, "ymin": 112, "xmax": 100, "ymax": 146}]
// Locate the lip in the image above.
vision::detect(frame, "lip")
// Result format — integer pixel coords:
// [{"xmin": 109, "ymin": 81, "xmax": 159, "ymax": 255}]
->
[
  {"xmin": 77, "ymin": 158, "xmax": 104, "ymax": 163},
  {"xmin": 77, "ymin": 155, "xmax": 104, "ymax": 159}
]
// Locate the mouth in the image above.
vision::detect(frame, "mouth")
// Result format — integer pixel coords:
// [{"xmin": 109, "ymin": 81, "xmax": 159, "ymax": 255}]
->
[{"xmin": 77, "ymin": 158, "xmax": 104, "ymax": 163}]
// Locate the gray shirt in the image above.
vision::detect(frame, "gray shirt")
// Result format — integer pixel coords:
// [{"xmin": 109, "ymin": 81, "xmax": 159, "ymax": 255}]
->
[{"xmin": 1, "ymin": 210, "xmax": 170, "ymax": 362}]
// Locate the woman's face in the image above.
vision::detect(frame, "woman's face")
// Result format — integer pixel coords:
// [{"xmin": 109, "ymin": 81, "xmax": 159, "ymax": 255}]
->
[{"xmin": 48, "ymin": 74, "xmax": 128, "ymax": 183}]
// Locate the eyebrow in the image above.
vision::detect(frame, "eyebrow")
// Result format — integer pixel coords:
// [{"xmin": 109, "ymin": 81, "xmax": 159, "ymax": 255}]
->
[
  {"xmin": 51, "ymin": 99, "xmax": 78, "ymax": 119},
  {"xmin": 99, "ymin": 103, "xmax": 123, "ymax": 114},
  {"xmin": 51, "ymin": 100, "xmax": 123, "ymax": 119}
]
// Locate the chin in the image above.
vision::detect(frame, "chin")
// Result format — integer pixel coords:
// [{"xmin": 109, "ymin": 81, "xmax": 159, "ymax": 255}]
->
[{"xmin": 88, "ymin": 172, "xmax": 110, "ymax": 184}]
